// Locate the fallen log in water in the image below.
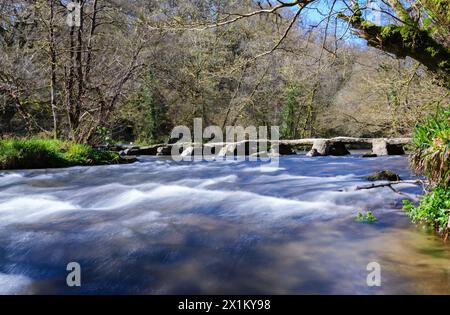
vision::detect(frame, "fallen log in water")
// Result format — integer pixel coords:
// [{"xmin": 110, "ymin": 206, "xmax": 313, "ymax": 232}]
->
[{"xmin": 355, "ymin": 180, "xmax": 427, "ymax": 197}]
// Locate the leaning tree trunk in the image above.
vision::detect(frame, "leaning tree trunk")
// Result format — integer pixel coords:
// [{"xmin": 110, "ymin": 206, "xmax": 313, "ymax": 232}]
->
[{"xmin": 338, "ymin": 2, "xmax": 450, "ymax": 89}]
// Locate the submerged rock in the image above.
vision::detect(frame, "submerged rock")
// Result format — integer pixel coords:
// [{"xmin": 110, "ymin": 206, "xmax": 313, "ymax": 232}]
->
[
  {"xmin": 270, "ymin": 143, "xmax": 296, "ymax": 156},
  {"xmin": 119, "ymin": 156, "xmax": 138, "ymax": 164},
  {"xmin": 328, "ymin": 142, "xmax": 350, "ymax": 156},
  {"xmin": 366, "ymin": 170, "xmax": 401, "ymax": 181},
  {"xmin": 268, "ymin": 149, "xmax": 280, "ymax": 157},
  {"xmin": 217, "ymin": 143, "xmax": 236, "ymax": 157},
  {"xmin": 306, "ymin": 149, "xmax": 322, "ymax": 157},
  {"xmin": 278, "ymin": 143, "xmax": 296, "ymax": 155},
  {"xmin": 250, "ymin": 151, "xmax": 270, "ymax": 158},
  {"xmin": 180, "ymin": 146, "xmax": 194, "ymax": 157},
  {"xmin": 119, "ymin": 144, "xmax": 163, "ymax": 156},
  {"xmin": 306, "ymin": 140, "xmax": 349, "ymax": 156},
  {"xmin": 362, "ymin": 153, "xmax": 378, "ymax": 158},
  {"xmin": 156, "ymin": 145, "xmax": 172, "ymax": 156}
]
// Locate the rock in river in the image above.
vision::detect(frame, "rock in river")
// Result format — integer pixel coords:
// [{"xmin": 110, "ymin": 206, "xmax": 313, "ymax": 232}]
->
[{"xmin": 366, "ymin": 170, "xmax": 402, "ymax": 181}]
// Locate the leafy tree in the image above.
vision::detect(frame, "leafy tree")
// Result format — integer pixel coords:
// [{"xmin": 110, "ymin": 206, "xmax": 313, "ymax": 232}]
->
[
  {"xmin": 117, "ymin": 73, "xmax": 171, "ymax": 144},
  {"xmin": 281, "ymin": 85, "xmax": 300, "ymax": 139},
  {"xmin": 140, "ymin": 74, "xmax": 171, "ymax": 143},
  {"xmin": 186, "ymin": 0, "xmax": 450, "ymax": 88}
]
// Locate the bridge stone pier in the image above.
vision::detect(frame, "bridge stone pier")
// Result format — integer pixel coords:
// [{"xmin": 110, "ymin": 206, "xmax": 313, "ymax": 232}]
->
[{"xmin": 277, "ymin": 137, "xmax": 411, "ymax": 157}]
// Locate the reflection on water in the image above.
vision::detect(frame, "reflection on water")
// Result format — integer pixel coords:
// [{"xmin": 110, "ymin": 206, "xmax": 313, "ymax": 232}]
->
[{"xmin": 0, "ymin": 155, "xmax": 449, "ymax": 294}]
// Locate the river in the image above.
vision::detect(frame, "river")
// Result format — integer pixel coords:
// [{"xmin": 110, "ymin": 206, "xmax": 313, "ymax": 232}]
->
[{"xmin": 0, "ymin": 155, "xmax": 449, "ymax": 294}]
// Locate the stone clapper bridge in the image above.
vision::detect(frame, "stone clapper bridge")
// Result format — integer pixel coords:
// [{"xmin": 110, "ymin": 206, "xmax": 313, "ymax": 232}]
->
[{"xmin": 116, "ymin": 137, "xmax": 411, "ymax": 158}]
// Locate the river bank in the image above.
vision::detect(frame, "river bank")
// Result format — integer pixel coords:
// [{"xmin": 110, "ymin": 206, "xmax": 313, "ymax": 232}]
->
[{"xmin": 0, "ymin": 138, "xmax": 134, "ymax": 170}]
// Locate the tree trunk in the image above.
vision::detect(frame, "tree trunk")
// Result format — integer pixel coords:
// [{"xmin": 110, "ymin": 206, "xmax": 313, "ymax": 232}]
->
[
  {"xmin": 49, "ymin": 0, "xmax": 58, "ymax": 139},
  {"xmin": 75, "ymin": 0, "xmax": 84, "ymax": 133},
  {"xmin": 338, "ymin": 5, "xmax": 450, "ymax": 89}
]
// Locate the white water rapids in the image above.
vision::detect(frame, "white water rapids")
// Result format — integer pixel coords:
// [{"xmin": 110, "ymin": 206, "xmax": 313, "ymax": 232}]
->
[{"xmin": 0, "ymin": 155, "xmax": 449, "ymax": 294}]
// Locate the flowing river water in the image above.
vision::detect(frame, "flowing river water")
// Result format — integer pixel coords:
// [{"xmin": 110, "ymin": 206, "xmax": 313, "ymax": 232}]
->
[{"xmin": 0, "ymin": 155, "xmax": 450, "ymax": 294}]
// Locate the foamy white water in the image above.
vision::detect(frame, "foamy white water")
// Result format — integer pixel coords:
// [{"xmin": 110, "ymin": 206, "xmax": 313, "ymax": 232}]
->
[
  {"xmin": 0, "ymin": 155, "xmax": 448, "ymax": 294},
  {"xmin": 0, "ymin": 273, "xmax": 32, "ymax": 295}
]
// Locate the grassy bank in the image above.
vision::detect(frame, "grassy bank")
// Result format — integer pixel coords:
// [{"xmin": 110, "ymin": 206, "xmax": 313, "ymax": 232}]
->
[
  {"xmin": 0, "ymin": 138, "xmax": 122, "ymax": 170},
  {"xmin": 403, "ymin": 108, "xmax": 450, "ymax": 236}
]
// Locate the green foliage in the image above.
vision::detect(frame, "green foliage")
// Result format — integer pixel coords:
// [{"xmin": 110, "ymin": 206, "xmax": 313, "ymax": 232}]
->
[
  {"xmin": 356, "ymin": 212, "xmax": 364, "ymax": 222},
  {"xmin": 281, "ymin": 85, "xmax": 300, "ymax": 139},
  {"xmin": 356, "ymin": 211, "xmax": 378, "ymax": 223},
  {"xmin": 141, "ymin": 74, "xmax": 158, "ymax": 142},
  {"xmin": 0, "ymin": 138, "xmax": 119, "ymax": 170},
  {"xmin": 412, "ymin": 107, "xmax": 450, "ymax": 149},
  {"xmin": 422, "ymin": 0, "xmax": 450, "ymax": 36},
  {"xmin": 410, "ymin": 107, "xmax": 450, "ymax": 187},
  {"xmin": 380, "ymin": 25, "xmax": 416, "ymax": 46},
  {"xmin": 346, "ymin": 1, "xmax": 450, "ymax": 87},
  {"xmin": 96, "ymin": 126, "xmax": 112, "ymax": 145},
  {"xmin": 365, "ymin": 211, "xmax": 377, "ymax": 223},
  {"xmin": 138, "ymin": 73, "xmax": 171, "ymax": 143},
  {"xmin": 63, "ymin": 143, "xmax": 119, "ymax": 165},
  {"xmin": 118, "ymin": 73, "xmax": 171, "ymax": 144},
  {"xmin": 403, "ymin": 186, "xmax": 450, "ymax": 231},
  {"xmin": 406, "ymin": 107, "xmax": 450, "ymax": 236},
  {"xmin": 0, "ymin": 138, "xmax": 64, "ymax": 169}
]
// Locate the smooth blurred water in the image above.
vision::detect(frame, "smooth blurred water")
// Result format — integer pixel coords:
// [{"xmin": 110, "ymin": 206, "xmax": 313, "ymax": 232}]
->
[{"xmin": 0, "ymin": 155, "xmax": 449, "ymax": 294}]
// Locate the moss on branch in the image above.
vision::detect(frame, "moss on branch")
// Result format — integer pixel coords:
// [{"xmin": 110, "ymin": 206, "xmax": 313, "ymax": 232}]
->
[{"xmin": 338, "ymin": 7, "xmax": 450, "ymax": 88}]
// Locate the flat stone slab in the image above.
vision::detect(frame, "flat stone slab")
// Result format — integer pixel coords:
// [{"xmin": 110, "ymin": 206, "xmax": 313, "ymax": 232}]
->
[{"xmin": 114, "ymin": 138, "xmax": 411, "ymax": 157}]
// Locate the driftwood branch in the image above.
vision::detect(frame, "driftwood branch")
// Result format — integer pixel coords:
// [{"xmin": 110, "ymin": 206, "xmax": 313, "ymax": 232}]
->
[{"xmin": 355, "ymin": 180, "xmax": 427, "ymax": 197}]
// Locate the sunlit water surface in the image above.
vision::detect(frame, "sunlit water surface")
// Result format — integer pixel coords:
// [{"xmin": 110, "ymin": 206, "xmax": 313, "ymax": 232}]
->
[{"xmin": 0, "ymin": 155, "xmax": 449, "ymax": 294}]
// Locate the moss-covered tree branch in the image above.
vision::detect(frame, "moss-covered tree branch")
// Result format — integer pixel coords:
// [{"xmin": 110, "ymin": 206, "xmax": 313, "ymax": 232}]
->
[{"xmin": 338, "ymin": 4, "xmax": 450, "ymax": 89}]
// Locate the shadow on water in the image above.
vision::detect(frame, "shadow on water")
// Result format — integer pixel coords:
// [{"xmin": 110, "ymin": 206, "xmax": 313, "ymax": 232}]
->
[{"xmin": 0, "ymin": 155, "xmax": 449, "ymax": 294}]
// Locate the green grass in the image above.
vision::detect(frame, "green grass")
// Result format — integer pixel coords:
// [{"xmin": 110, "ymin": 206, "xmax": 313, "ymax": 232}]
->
[
  {"xmin": 404, "ymin": 106, "xmax": 450, "ymax": 236},
  {"xmin": 410, "ymin": 107, "xmax": 449, "ymax": 188},
  {"xmin": 0, "ymin": 138, "xmax": 121, "ymax": 170}
]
